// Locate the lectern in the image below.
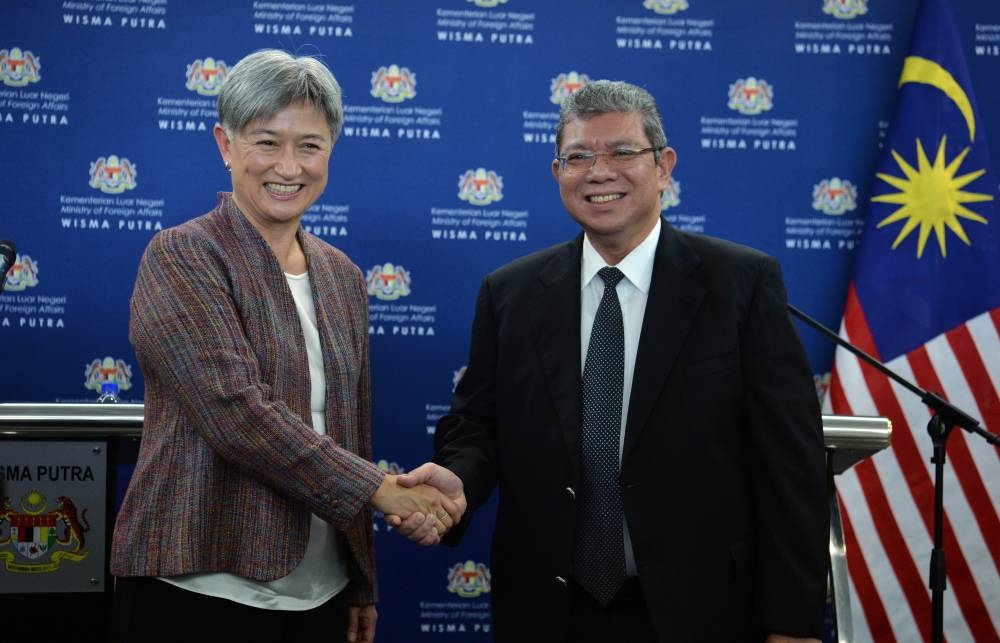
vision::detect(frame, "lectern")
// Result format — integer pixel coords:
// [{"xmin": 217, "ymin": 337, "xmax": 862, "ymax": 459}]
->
[
  {"xmin": 823, "ymin": 414, "xmax": 892, "ymax": 643},
  {"xmin": 0, "ymin": 402, "xmax": 142, "ymax": 640},
  {"xmin": 0, "ymin": 404, "xmax": 890, "ymax": 642}
]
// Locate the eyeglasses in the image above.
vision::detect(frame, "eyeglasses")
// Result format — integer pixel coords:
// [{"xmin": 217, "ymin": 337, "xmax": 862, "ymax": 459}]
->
[{"xmin": 555, "ymin": 146, "xmax": 663, "ymax": 173}]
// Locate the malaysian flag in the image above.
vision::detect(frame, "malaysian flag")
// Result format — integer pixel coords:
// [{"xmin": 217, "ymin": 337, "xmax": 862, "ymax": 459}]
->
[{"xmin": 824, "ymin": 0, "xmax": 1000, "ymax": 641}]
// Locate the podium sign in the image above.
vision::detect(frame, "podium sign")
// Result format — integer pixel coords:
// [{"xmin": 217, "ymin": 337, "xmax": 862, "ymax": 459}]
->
[{"xmin": 0, "ymin": 441, "xmax": 108, "ymax": 593}]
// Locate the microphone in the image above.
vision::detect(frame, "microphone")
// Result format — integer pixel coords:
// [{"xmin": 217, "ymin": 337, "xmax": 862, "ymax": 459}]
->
[{"xmin": 0, "ymin": 240, "xmax": 15, "ymax": 292}]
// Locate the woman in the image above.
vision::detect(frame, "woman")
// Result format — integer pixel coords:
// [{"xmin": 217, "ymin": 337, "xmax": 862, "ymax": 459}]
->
[{"xmin": 110, "ymin": 49, "xmax": 458, "ymax": 643}]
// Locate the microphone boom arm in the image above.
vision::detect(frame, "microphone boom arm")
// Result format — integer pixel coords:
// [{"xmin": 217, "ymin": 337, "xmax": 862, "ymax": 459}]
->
[{"xmin": 788, "ymin": 304, "xmax": 998, "ymax": 445}]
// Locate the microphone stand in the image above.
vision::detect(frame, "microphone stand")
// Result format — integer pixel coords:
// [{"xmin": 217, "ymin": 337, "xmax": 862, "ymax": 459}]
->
[{"xmin": 788, "ymin": 304, "xmax": 1000, "ymax": 643}]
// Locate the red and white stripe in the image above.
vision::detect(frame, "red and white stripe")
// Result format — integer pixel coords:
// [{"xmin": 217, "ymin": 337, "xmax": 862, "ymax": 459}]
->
[{"xmin": 824, "ymin": 284, "xmax": 1000, "ymax": 643}]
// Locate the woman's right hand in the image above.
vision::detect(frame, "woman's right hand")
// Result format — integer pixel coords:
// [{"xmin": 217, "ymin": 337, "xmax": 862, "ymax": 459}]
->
[{"xmin": 370, "ymin": 474, "xmax": 460, "ymax": 536}]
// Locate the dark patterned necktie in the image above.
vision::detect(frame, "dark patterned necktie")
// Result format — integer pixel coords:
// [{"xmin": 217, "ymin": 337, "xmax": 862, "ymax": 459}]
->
[{"xmin": 574, "ymin": 266, "xmax": 627, "ymax": 606}]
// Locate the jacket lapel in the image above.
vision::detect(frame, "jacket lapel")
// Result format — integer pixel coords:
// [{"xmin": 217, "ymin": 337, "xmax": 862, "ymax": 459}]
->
[
  {"xmin": 528, "ymin": 237, "xmax": 584, "ymax": 462},
  {"xmin": 622, "ymin": 222, "xmax": 705, "ymax": 463}
]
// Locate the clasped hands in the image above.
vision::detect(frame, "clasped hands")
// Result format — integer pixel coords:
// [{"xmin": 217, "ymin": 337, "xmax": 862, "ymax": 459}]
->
[{"xmin": 370, "ymin": 463, "xmax": 467, "ymax": 545}]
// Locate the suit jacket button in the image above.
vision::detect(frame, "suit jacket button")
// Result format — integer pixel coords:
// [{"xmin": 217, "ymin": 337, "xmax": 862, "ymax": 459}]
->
[
  {"xmin": 565, "ymin": 487, "xmax": 575, "ymax": 500},
  {"xmin": 555, "ymin": 576, "xmax": 568, "ymax": 587}
]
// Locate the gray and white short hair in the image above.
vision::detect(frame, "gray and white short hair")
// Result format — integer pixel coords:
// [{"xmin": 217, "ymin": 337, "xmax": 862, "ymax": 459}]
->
[
  {"xmin": 217, "ymin": 49, "xmax": 343, "ymax": 140},
  {"xmin": 555, "ymin": 80, "xmax": 667, "ymax": 156}
]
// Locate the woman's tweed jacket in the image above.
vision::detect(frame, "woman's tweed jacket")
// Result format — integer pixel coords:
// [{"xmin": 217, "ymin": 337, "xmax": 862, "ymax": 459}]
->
[{"xmin": 110, "ymin": 193, "xmax": 384, "ymax": 605}]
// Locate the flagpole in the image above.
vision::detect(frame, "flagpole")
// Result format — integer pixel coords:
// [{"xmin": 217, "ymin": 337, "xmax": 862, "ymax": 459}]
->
[{"xmin": 788, "ymin": 303, "xmax": 1000, "ymax": 643}]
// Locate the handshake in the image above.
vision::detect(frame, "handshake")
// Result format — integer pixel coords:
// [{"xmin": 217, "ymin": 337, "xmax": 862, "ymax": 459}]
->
[{"xmin": 370, "ymin": 463, "xmax": 467, "ymax": 546}]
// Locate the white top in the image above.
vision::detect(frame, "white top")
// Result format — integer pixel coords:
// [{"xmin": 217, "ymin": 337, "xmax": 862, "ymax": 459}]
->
[
  {"xmin": 159, "ymin": 271, "xmax": 350, "ymax": 610},
  {"xmin": 579, "ymin": 217, "xmax": 660, "ymax": 578}
]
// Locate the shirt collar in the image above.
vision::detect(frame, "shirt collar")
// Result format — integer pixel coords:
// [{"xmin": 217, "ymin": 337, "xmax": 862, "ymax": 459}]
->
[{"xmin": 581, "ymin": 217, "xmax": 661, "ymax": 294}]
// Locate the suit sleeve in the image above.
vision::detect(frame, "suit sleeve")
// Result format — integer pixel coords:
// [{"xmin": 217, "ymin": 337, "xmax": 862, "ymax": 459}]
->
[
  {"xmin": 434, "ymin": 275, "xmax": 502, "ymax": 543},
  {"xmin": 742, "ymin": 256, "xmax": 829, "ymax": 637}
]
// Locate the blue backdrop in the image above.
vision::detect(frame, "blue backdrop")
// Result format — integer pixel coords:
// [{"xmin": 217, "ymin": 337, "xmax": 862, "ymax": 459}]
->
[{"xmin": 2, "ymin": 0, "xmax": 999, "ymax": 640}]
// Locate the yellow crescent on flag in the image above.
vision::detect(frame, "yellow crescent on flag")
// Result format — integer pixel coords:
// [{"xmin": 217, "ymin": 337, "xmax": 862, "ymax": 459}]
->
[{"xmin": 898, "ymin": 56, "xmax": 975, "ymax": 141}]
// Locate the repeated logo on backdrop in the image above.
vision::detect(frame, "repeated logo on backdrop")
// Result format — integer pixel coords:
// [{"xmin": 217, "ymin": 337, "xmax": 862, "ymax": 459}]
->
[
  {"xmin": 812, "ymin": 178, "xmax": 858, "ymax": 215},
  {"xmin": 418, "ymin": 559, "xmax": 492, "ymax": 633},
  {"xmin": 0, "ymin": 48, "xmax": 40, "ymax": 87},
  {"xmin": 156, "ymin": 58, "xmax": 223, "ymax": 133},
  {"xmin": 728, "ymin": 78, "xmax": 774, "ymax": 115},
  {"xmin": 367, "ymin": 264, "xmax": 438, "ymax": 337},
  {"xmin": 699, "ymin": 77, "xmax": 798, "ymax": 152},
  {"xmin": 660, "ymin": 176, "xmax": 681, "ymax": 211},
  {"xmin": 660, "ymin": 174, "xmax": 708, "ymax": 232},
  {"xmin": 823, "ymin": 0, "xmax": 868, "ymax": 20},
  {"xmin": 249, "ymin": 3, "xmax": 355, "ymax": 38},
  {"xmin": 613, "ymin": 1, "xmax": 715, "ymax": 52},
  {"xmin": 793, "ymin": 1, "xmax": 892, "ymax": 56},
  {"xmin": 523, "ymin": 72, "xmax": 586, "ymax": 146},
  {"xmin": 367, "ymin": 263, "xmax": 412, "ymax": 301},
  {"xmin": 435, "ymin": 1, "xmax": 535, "ymax": 46},
  {"xmin": 0, "ymin": 47, "xmax": 71, "ymax": 127},
  {"xmin": 447, "ymin": 560, "xmax": 492, "ymax": 597},
  {"xmin": 2, "ymin": 253, "xmax": 38, "ymax": 292},
  {"xmin": 458, "ymin": 169, "xmax": 504, "ymax": 206},
  {"xmin": 1, "ymin": 253, "xmax": 69, "ymax": 330},
  {"xmin": 644, "ymin": 0, "xmax": 689, "ymax": 15},
  {"xmin": 342, "ymin": 64, "xmax": 442, "ymax": 140},
  {"xmin": 60, "ymin": 1, "xmax": 168, "ymax": 30},
  {"xmin": 57, "ymin": 156, "xmax": 164, "ymax": 234},
  {"xmin": 83, "ymin": 357, "xmax": 133, "ymax": 396},
  {"xmin": 430, "ymin": 166, "xmax": 528, "ymax": 242},
  {"xmin": 549, "ymin": 72, "xmax": 590, "ymax": 105},
  {"xmin": 371, "ymin": 65, "xmax": 417, "ymax": 103},
  {"xmin": 785, "ymin": 177, "xmax": 865, "ymax": 251},
  {"xmin": 185, "ymin": 58, "xmax": 229, "ymax": 96},
  {"xmin": 89, "ymin": 156, "xmax": 137, "ymax": 195}
]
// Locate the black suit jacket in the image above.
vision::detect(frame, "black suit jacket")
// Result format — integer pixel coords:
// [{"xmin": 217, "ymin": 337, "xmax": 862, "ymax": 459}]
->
[{"xmin": 436, "ymin": 221, "xmax": 829, "ymax": 642}]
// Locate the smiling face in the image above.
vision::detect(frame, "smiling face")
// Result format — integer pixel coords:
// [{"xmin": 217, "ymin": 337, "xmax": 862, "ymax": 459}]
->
[
  {"xmin": 214, "ymin": 100, "xmax": 333, "ymax": 237},
  {"xmin": 552, "ymin": 111, "xmax": 676, "ymax": 264}
]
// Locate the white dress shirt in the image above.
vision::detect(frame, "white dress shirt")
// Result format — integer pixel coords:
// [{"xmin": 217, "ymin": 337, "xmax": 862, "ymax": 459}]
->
[{"xmin": 580, "ymin": 218, "xmax": 660, "ymax": 578}]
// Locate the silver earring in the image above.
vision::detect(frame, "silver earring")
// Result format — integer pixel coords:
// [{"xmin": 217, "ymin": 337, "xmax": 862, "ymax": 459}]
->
[{"xmin": 224, "ymin": 162, "xmax": 231, "ymax": 172}]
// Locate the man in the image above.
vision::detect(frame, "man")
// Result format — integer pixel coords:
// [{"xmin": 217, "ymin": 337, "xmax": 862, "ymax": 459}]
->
[{"xmin": 394, "ymin": 80, "xmax": 828, "ymax": 643}]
